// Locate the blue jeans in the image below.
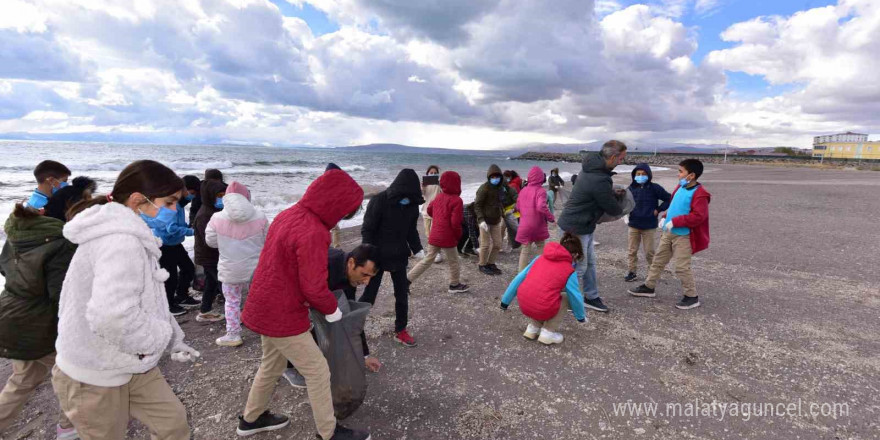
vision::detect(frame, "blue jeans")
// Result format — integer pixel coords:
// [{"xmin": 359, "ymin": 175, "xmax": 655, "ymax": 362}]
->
[{"xmin": 575, "ymin": 233, "xmax": 599, "ymax": 300}]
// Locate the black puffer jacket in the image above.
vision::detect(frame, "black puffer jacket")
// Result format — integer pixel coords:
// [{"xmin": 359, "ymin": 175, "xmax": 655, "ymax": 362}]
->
[
  {"xmin": 558, "ymin": 153, "xmax": 623, "ymax": 235},
  {"xmin": 361, "ymin": 169, "xmax": 424, "ymax": 272},
  {"xmin": 193, "ymin": 179, "xmax": 227, "ymax": 265},
  {"xmin": 0, "ymin": 211, "xmax": 77, "ymax": 360}
]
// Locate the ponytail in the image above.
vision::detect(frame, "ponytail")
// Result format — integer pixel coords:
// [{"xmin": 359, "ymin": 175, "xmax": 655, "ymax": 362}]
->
[{"xmin": 560, "ymin": 232, "xmax": 584, "ymax": 261}]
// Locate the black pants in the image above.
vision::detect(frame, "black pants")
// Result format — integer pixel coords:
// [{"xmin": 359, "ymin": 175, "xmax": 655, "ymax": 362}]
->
[
  {"xmin": 200, "ymin": 264, "xmax": 222, "ymax": 313},
  {"xmin": 159, "ymin": 244, "xmax": 195, "ymax": 307},
  {"xmin": 359, "ymin": 268, "xmax": 409, "ymax": 333}
]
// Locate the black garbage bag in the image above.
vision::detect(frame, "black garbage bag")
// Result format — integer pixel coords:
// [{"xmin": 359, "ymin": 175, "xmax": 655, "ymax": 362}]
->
[{"xmin": 310, "ymin": 291, "xmax": 371, "ymax": 419}]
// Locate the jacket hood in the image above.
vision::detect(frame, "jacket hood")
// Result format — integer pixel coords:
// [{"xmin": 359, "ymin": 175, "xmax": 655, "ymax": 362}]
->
[
  {"xmin": 486, "ymin": 164, "xmax": 503, "ymax": 180},
  {"xmin": 63, "ymin": 202, "xmax": 161, "ymax": 257},
  {"xmin": 439, "ymin": 171, "xmax": 461, "ymax": 196},
  {"xmin": 542, "ymin": 242, "xmax": 573, "ymax": 264},
  {"xmin": 183, "ymin": 175, "xmax": 200, "ymax": 191},
  {"xmin": 550, "ymin": 168, "xmax": 559, "ymax": 175},
  {"xmin": 631, "ymin": 163, "xmax": 653, "ymax": 182},
  {"xmin": 582, "ymin": 152, "xmax": 612, "ymax": 175},
  {"xmin": 226, "ymin": 181, "xmax": 251, "ymax": 201},
  {"xmin": 299, "ymin": 169, "xmax": 364, "ymax": 228},
  {"xmin": 205, "ymin": 169, "xmax": 224, "ymax": 182},
  {"xmin": 526, "ymin": 166, "xmax": 544, "ymax": 187},
  {"xmin": 4, "ymin": 212, "xmax": 65, "ymax": 250},
  {"xmin": 223, "ymin": 193, "xmax": 256, "ymax": 223},
  {"xmin": 387, "ymin": 169, "xmax": 424, "ymax": 204},
  {"xmin": 200, "ymin": 179, "xmax": 228, "ymax": 213}
]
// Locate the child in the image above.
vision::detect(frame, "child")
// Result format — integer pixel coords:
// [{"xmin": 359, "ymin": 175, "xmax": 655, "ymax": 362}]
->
[
  {"xmin": 515, "ymin": 166, "xmax": 555, "ymax": 272},
  {"xmin": 628, "ymin": 159, "xmax": 711, "ymax": 310},
  {"xmin": 474, "ymin": 165, "xmax": 511, "ymax": 275},
  {"xmin": 624, "ymin": 164, "xmax": 672, "ymax": 282},
  {"xmin": 148, "ymin": 183, "xmax": 200, "ymax": 317},
  {"xmin": 407, "ymin": 171, "xmax": 469, "ymax": 294},
  {"xmin": 500, "ymin": 233, "xmax": 587, "ymax": 345},
  {"xmin": 53, "ymin": 160, "xmax": 198, "ymax": 438},
  {"xmin": 547, "ymin": 168, "xmax": 565, "ymax": 214},
  {"xmin": 206, "ymin": 182, "xmax": 268, "ymax": 347},
  {"xmin": 25, "ymin": 160, "xmax": 71, "ymax": 210},
  {"xmin": 421, "ymin": 165, "xmax": 442, "ymax": 262},
  {"xmin": 193, "ymin": 178, "xmax": 227, "ymax": 322},
  {"xmin": 457, "ymin": 202, "xmax": 479, "ymax": 257}
]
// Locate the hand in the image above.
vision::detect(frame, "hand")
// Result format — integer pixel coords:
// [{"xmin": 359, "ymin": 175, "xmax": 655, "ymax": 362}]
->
[
  {"xmin": 499, "ymin": 303, "xmax": 508, "ymax": 311},
  {"xmin": 663, "ymin": 219, "xmax": 674, "ymax": 232},
  {"xmin": 479, "ymin": 222, "xmax": 489, "ymax": 232},
  {"xmin": 414, "ymin": 250, "xmax": 426, "ymax": 259},
  {"xmin": 170, "ymin": 343, "xmax": 200, "ymax": 362},
  {"xmin": 325, "ymin": 308, "xmax": 342, "ymax": 323},
  {"xmin": 365, "ymin": 356, "xmax": 382, "ymax": 373}
]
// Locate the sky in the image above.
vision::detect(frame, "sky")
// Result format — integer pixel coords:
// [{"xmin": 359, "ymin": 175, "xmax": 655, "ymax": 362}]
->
[{"xmin": 1, "ymin": 0, "xmax": 878, "ymax": 149}]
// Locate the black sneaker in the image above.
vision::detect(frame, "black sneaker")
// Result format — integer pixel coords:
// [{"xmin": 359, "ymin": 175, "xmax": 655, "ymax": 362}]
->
[
  {"xmin": 448, "ymin": 283, "xmax": 470, "ymax": 293},
  {"xmin": 624, "ymin": 272, "xmax": 638, "ymax": 282},
  {"xmin": 237, "ymin": 411, "xmax": 289, "ymax": 437},
  {"xmin": 675, "ymin": 296, "xmax": 701, "ymax": 310},
  {"xmin": 488, "ymin": 264, "xmax": 502, "ymax": 275},
  {"xmin": 479, "ymin": 265, "xmax": 496, "ymax": 276},
  {"xmin": 177, "ymin": 296, "xmax": 200, "ymax": 309},
  {"xmin": 628, "ymin": 284, "xmax": 656, "ymax": 298},
  {"xmin": 584, "ymin": 297, "xmax": 609, "ymax": 313},
  {"xmin": 169, "ymin": 304, "xmax": 187, "ymax": 316},
  {"xmin": 318, "ymin": 424, "xmax": 371, "ymax": 440}
]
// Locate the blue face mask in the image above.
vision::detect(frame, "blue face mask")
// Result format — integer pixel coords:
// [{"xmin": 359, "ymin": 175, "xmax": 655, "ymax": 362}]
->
[
  {"xmin": 52, "ymin": 181, "xmax": 70, "ymax": 195},
  {"xmin": 490, "ymin": 177, "xmax": 502, "ymax": 186},
  {"xmin": 679, "ymin": 178, "xmax": 690, "ymax": 187},
  {"xmin": 214, "ymin": 198, "xmax": 224, "ymax": 210},
  {"xmin": 399, "ymin": 197, "xmax": 411, "ymax": 206},
  {"xmin": 26, "ymin": 190, "xmax": 49, "ymax": 209},
  {"xmin": 634, "ymin": 175, "xmax": 649, "ymax": 184},
  {"xmin": 140, "ymin": 201, "xmax": 177, "ymax": 230},
  {"xmin": 184, "ymin": 194, "xmax": 195, "ymax": 201}
]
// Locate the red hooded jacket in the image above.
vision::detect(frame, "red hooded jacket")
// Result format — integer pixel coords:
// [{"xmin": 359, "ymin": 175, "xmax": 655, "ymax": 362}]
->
[
  {"xmin": 426, "ymin": 171, "xmax": 463, "ymax": 248},
  {"xmin": 669, "ymin": 184, "xmax": 711, "ymax": 254},
  {"xmin": 518, "ymin": 242, "xmax": 575, "ymax": 321},
  {"xmin": 242, "ymin": 170, "xmax": 364, "ymax": 337}
]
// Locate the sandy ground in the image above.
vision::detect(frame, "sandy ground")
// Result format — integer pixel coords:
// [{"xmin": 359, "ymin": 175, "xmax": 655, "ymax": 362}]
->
[{"xmin": 2, "ymin": 164, "xmax": 878, "ymax": 440}]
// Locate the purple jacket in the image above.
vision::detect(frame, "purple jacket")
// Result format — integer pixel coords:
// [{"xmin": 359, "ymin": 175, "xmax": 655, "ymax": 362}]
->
[{"xmin": 515, "ymin": 166, "xmax": 555, "ymax": 244}]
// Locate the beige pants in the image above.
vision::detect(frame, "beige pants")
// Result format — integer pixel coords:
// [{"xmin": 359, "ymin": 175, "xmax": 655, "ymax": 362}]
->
[
  {"xmin": 528, "ymin": 293, "xmax": 569, "ymax": 333},
  {"xmin": 0, "ymin": 352, "xmax": 72, "ymax": 432},
  {"xmin": 644, "ymin": 232, "xmax": 696, "ymax": 297},
  {"xmin": 517, "ymin": 240, "xmax": 546, "ymax": 273},
  {"xmin": 244, "ymin": 333, "xmax": 336, "ymax": 440},
  {"xmin": 478, "ymin": 222, "xmax": 504, "ymax": 266},
  {"xmin": 423, "ymin": 217, "xmax": 433, "ymax": 239},
  {"xmin": 627, "ymin": 227, "xmax": 657, "ymax": 273},
  {"xmin": 52, "ymin": 366, "xmax": 189, "ymax": 440},
  {"xmin": 407, "ymin": 245, "xmax": 460, "ymax": 285},
  {"xmin": 331, "ymin": 224, "xmax": 342, "ymax": 249}
]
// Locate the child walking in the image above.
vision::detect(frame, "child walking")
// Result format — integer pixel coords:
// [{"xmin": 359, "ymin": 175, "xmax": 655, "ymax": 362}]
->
[
  {"xmin": 500, "ymin": 233, "xmax": 587, "ymax": 345},
  {"xmin": 515, "ymin": 166, "xmax": 555, "ymax": 272},
  {"xmin": 624, "ymin": 164, "xmax": 671, "ymax": 282},
  {"xmin": 628, "ymin": 159, "xmax": 711, "ymax": 310},
  {"xmin": 206, "ymin": 182, "xmax": 268, "ymax": 347},
  {"xmin": 407, "ymin": 171, "xmax": 469, "ymax": 293}
]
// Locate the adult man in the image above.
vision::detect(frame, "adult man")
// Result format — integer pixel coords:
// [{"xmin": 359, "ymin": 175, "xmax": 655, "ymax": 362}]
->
[
  {"xmin": 237, "ymin": 169, "xmax": 369, "ymax": 440},
  {"xmin": 557, "ymin": 140, "xmax": 627, "ymax": 313}
]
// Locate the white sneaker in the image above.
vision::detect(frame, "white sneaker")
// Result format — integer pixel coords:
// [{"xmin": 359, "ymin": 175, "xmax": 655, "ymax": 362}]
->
[
  {"xmin": 56, "ymin": 424, "xmax": 79, "ymax": 440},
  {"xmin": 522, "ymin": 324, "xmax": 540, "ymax": 340},
  {"xmin": 216, "ymin": 333, "xmax": 243, "ymax": 347},
  {"xmin": 538, "ymin": 328, "xmax": 564, "ymax": 345},
  {"xmin": 593, "ymin": 241, "xmax": 600, "ymax": 247},
  {"xmin": 434, "ymin": 253, "xmax": 444, "ymax": 263}
]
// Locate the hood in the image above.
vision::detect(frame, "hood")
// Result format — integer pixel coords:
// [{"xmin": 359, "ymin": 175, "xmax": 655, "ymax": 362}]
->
[
  {"xmin": 4, "ymin": 212, "xmax": 65, "ymax": 251},
  {"xmin": 526, "ymin": 166, "xmax": 544, "ymax": 187},
  {"xmin": 63, "ymin": 202, "xmax": 161, "ymax": 257},
  {"xmin": 223, "ymin": 193, "xmax": 256, "ymax": 223},
  {"xmin": 325, "ymin": 163, "xmax": 341, "ymax": 172},
  {"xmin": 44, "ymin": 176, "xmax": 97, "ymax": 222},
  {"xmin": 226, "ymin": 181, "xmax": 251, "ymax": 201},
  {"xmin": 205, "ymin": 169, "xmax": 224, "ymax": 182},
  {"xmin": 486, "ymin": 164, "xmax": 503, "ymax": 180},
  {"xmin": 581, "ymin": 152, "xmax": 613, "ymax": 175},
  {"xmin": 387, "ymin": 169, "xmax": 424, "ymax": 204},
  {"xmin": 542, "ymin": 242, "xmax": 573, "ymax": 264},
  {"xmin": 183, "ymin": 175, "xmax": 200, "ymax": 192},
  {"xmin": 631, "ymin": 163, "xmax": 653, "ymax": 182},
  {"xmin": 550, "ymin": 168, "xmax": 559, "ymax": 176},
  {"xmin": 299, "ymin": 169, "xmax": 364, "ymax": 228},
  {"xmin": 439, "ymin": 171, "xmax": 461, "ymax": 196},
  {"xmin": 200, "ymin": 179, "xmax": 228, "ymax": 214}
]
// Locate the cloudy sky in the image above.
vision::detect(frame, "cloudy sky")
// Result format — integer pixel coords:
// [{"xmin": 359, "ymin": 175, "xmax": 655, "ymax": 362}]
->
[{"xmin": 1, "ymin": 0, "xmax": 877, "ymax": 149}]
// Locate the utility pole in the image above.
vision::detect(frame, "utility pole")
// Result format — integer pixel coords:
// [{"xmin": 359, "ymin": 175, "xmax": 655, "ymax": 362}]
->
[{"xmin": 724, "ymin": 140, "xmax": 729, "ymax": 163}]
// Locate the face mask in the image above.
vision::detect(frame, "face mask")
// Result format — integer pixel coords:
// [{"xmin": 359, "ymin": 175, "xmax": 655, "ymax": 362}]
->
[
  {"xmin": 184, "ymin": 194, "xmax": 195, "ymax": 201},
  {"xmin": 140, "ymin": 200, "xmax": 176, "ymax": 230},
  {"xmin": 214, "ymin": 198, "xmax": 224, "ymax": 210},
  {"xmin": 635, "ymin": 175, "xmax": 649, "ymax": 184},
  {"xmin": 428, "ymin": 172, "xmax": 438, "ymax": 176},
  {"xmin": 490, "ymin": 177, "xmax": 501, "ymax": 186},
  {"xmin": 399, "ymin": 198, "xmax": 411, "ymax": 206},
  {"xmin": 51, "ymin": 181, "xmax": 69, "ymax": 195},
  {"xmin": 26, "ymin": 190, "xmax": 49, "ymax": 209},
  {"xmin": 679, "ymin": 177, "xmax": 690, "ymax": 187}
]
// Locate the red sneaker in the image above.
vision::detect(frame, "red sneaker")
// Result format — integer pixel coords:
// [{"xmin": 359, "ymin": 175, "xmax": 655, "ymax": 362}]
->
[{"xmin": 395, "ymin": 329, "xmax": 418, "ymax": 347}]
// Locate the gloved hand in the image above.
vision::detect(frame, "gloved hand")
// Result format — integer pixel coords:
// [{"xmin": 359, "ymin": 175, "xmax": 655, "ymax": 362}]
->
[
  {"xmin": 479, "ymin": 222, "xmax": 489, "ymax": 232},
  {"xmin": 170, "ymin": 343, "xmax": 200, "ymax": 362},
  {"xmin": 414, "ymin": 249, "xmax": 426, "ymax": 259},
  {"xmin": 663, "ymin": 218, "xmax": 674, "ymax": 232},
  {"xmin": 499, "ymin": 303, "xmax": 508, "ymax": 311},
  {"xmin": 325, "ymin": 308, "xmax": 342, "ymax": 323}
]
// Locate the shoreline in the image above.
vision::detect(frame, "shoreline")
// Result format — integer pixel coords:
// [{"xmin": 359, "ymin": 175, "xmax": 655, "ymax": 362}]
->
[{"xmin": 515, "ymin": 151, "xmax": 880, "ymax": 170}]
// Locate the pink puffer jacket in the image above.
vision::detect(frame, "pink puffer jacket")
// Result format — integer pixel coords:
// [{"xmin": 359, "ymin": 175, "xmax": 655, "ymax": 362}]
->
[{"xmin": 515, "ymin": 166, "xmax": 555, "ymax": 244}]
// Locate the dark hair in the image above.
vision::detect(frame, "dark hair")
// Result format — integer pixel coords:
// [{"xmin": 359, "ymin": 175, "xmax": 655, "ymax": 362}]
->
[
  {"xmin": 679, "ymin": 159, "xmax": 704, "ymax": 180},
  {"xmin": 33, "ymin": 160, "xmax": 71, "ymax": 183},
  {"xmin": 67, "ymin": 160, "xmax": 184, "ymax": 219},
  {"xmin": 183, "ymin": 175, "xmax": 201, "ymax": 192},
  {"xmin": 426, "ymin": 165, "xmax": 439, "ymax": 175},
  {"xmin": 348, "ymin": 244, "xmax": 380, "ymax": 270},
  {"xmin": 600, "ymin": 140, "xmax": 628, "ymax": 159},
  {"xmin": 205, "ymin": 168, "xmax": 224, "ymax": 182},
  {"xmin": 44, "ymin": 176, "xmax": 97, "ymax": 222},
  {"xmin": 560, "ymin": 232, "xmax": 584, "ymax": 261}
]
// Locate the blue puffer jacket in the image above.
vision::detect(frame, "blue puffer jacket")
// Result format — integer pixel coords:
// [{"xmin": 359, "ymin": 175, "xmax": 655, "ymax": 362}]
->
[
  {"xmin": 627, "ymin": 163, "xmax": 672, "ymax": 230},
  {"xmin": 149, "ymin": 203, "xmax": 193, "ymax": 246}
]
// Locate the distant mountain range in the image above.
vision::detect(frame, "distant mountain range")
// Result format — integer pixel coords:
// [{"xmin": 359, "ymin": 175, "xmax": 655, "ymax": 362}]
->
[{"xmin": 341, "ymin": 142, "xmax": 808, "ymax": 155}]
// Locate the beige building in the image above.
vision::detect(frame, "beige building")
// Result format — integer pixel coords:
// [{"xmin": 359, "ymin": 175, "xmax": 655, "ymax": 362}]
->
[{"xmin": 812, "ymin": 132, "xmax": 879, "ymax": 160}]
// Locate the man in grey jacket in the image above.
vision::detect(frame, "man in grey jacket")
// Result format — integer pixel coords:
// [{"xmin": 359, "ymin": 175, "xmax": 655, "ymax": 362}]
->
[{"xmin": 557, "ymin": 140, "xmax": 627, "ymax": 312}]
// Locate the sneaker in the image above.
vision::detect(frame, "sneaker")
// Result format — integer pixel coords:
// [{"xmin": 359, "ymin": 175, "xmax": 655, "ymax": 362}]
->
[
  {"xmin": 624, "ymin": 272, "xmax": 637, "ymax": 282},
  {"xmin": 434, "ymin": 253, "xmax": 444, "ymax": 263},
  {"xmin": 628, "ymin": 284, "xmax": 656, "ymax": 298},
  {"xmin": 584, "ymin": 297, "xmax": 609, "ymax": 313},
  {"xmin": 237, "ymin": 411, "xmax": 290, "ymax": 437},
  {"xmin": 675, "ymin": 296, "xmax": 701, "ymax": 310},
  {"xmin": 593, "ymin": 240, "xmax": 600, "ymax": 247},
  {"xmin": 488, "ymin": 264, "xmax": 502, "ymax": 275},
  {"xmin": 196, "ymin": 312, "xmax": 225, "ymax": 323},
  {"xmin": 522, "ymin": 323, "xmax": 540, "ymax": 340},
  {"xmin": 216, "ymin": 333, "xmax": 243, "ymax": 347},
  {"xmin": 56, "ymin": 424, "xmax": 79, "ymax": 440},
  {"xmin": 395, "ymin": 329, "xmax": 417, "ymax": 347},
  {"xmin": 479, "ymin": 265, "xmax": 496, "ymax": 276},
  {"xmin": 537, "ymin": 328, "xmax": 564, "ymax": 345},
  {"xmin": 466, "ymin": 248, "xmax": 478, "ymax": 257},
  {"xmin": 319, "ymin": 423, "xmax": 371, "ymax": 440},
  {"xmin": 169, "ymin": 304, "xmax": 187, "ymax": 317},
  {"xmin": 448, "ymin": 283, "xmax": 470, "ymax": 293},
  {"xmin": 177, "ymin": 295, "xmax": 200, "ymax": 308},
  {"xmin": 282, "ymin": 368, "xmax": 307, "ymax": 389}
]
